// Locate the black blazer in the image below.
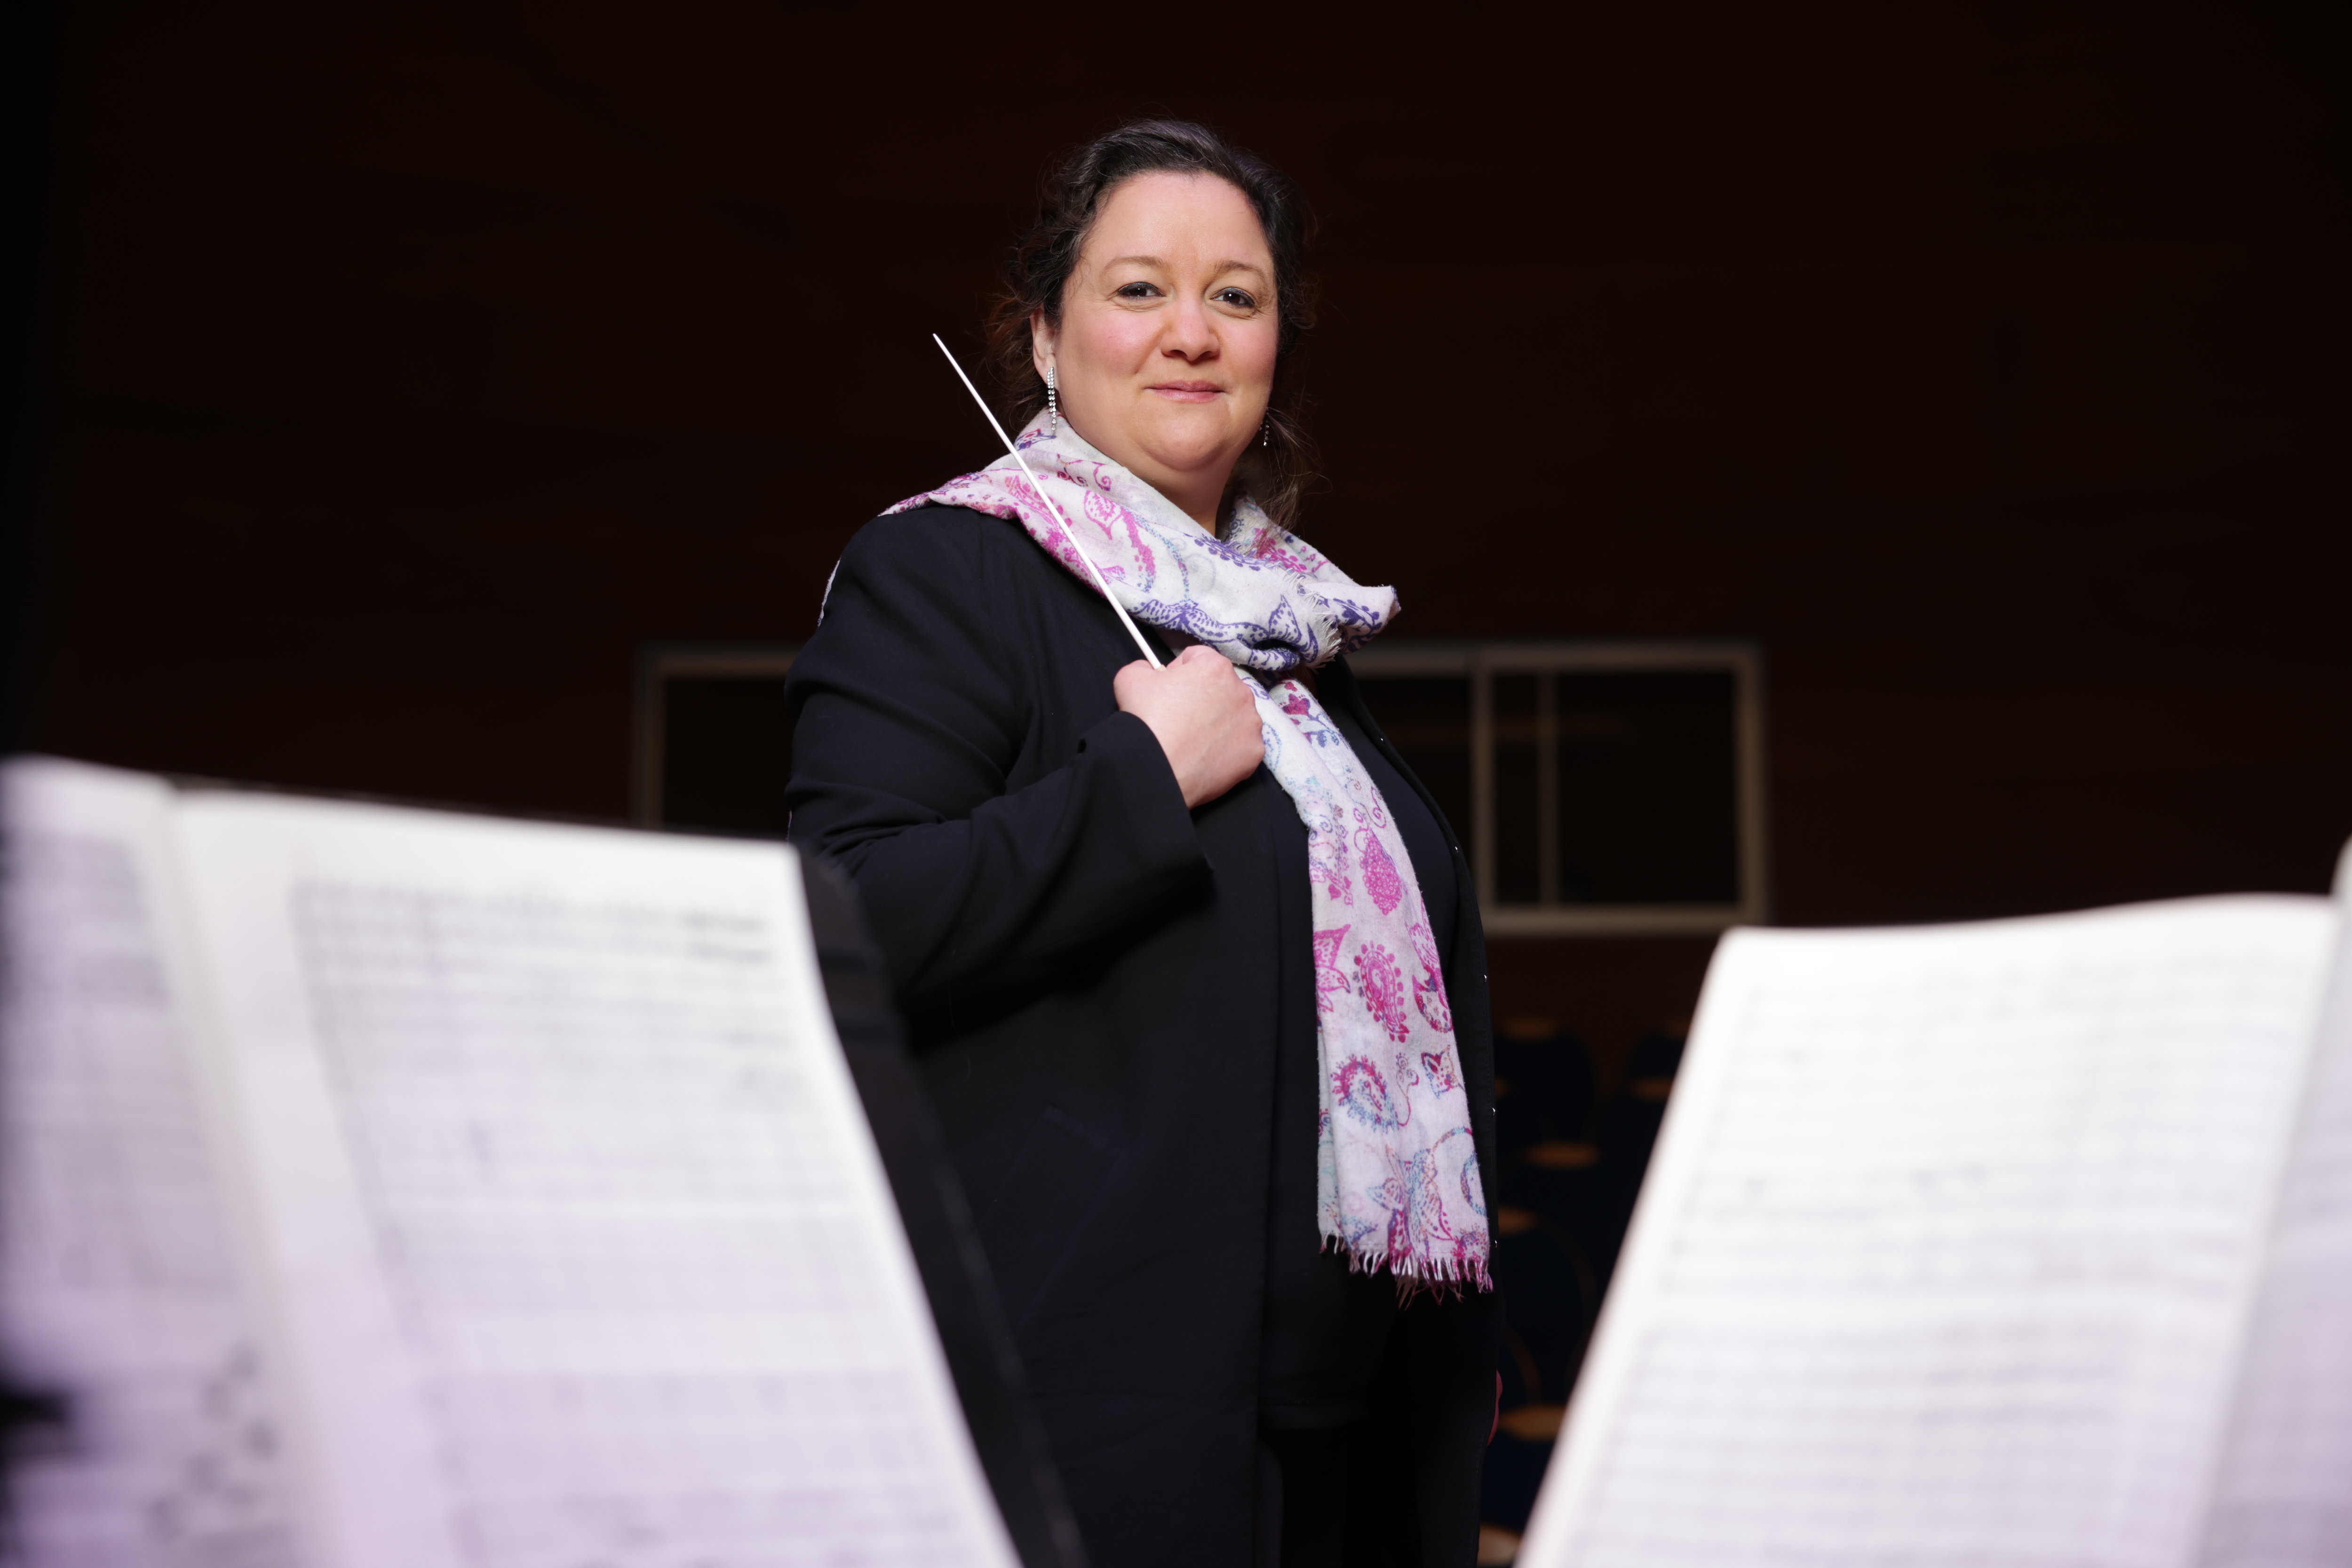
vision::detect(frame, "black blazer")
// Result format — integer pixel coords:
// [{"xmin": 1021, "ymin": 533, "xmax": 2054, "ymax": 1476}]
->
[{"xmin": 786, "ymin": 504, "xmax": 1502, "ymax": 1568}]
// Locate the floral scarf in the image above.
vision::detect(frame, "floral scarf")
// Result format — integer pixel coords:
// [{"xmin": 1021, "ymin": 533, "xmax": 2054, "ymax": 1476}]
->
[{"xmin": 889, "ymin": 421, "xmax": 1492, "ymax": 1291}]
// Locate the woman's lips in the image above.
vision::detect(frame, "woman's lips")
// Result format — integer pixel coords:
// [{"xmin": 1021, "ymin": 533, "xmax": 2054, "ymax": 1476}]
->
[{"xmin": 1146, "ymin": 382, "xmax": 1222, "ymax": 403}]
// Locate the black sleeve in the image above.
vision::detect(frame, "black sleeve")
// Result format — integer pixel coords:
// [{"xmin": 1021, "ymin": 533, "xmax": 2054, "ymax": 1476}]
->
[{"xmin": 784, "ymin": 511, "xmax": 1209, "ymax": 1015}]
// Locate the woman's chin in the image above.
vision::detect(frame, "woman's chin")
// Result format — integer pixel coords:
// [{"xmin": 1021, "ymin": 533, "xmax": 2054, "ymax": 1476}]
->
[{"xmin": 1128, "ymin": 428, "xmax": 1248, "ymax": 483}]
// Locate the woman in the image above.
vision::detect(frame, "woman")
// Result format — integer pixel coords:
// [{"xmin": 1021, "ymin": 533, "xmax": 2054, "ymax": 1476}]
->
[{"xmin": 785, "ymin": 120, "xmax": 1500, "ymax": 1568}]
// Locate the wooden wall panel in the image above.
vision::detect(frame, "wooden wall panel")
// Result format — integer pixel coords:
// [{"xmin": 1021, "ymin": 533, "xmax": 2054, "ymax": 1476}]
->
[{"xmin": 25, "ymin": 1, "xmax": 2352, "ymax": 1055}]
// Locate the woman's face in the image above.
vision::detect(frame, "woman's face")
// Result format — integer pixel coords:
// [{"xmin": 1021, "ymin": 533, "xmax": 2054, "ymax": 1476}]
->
[{"xmin": 1033, "ymin": 171, "xmax": 1279, "ymax": 531}]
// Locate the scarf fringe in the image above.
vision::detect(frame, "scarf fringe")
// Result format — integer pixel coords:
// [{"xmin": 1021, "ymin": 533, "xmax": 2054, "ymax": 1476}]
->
[{"xmin": 1325, "ymin": 1232, "xmax": 1495, "ymax": 1302}]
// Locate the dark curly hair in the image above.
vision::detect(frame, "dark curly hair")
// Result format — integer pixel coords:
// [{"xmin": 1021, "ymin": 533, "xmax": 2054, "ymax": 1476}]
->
[{"xmin": 984, "ymin": 118, "xmax": 1320, "ymax": 532}]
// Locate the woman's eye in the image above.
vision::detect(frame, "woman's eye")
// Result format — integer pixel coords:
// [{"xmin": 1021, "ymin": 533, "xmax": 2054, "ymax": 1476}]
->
[
  {"xmin": 1214, "ymin": 288, "xmax": 1259, "ymax": 310},
  {"xmin": 1114, "ymin": 282, "xmax": 1161, "ymax": 299}
]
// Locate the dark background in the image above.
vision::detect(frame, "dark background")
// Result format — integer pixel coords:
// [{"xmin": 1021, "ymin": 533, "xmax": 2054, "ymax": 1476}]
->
[{"xmin": 10, "ymin": 1, "xmax": 2350, "ymax": 1083}]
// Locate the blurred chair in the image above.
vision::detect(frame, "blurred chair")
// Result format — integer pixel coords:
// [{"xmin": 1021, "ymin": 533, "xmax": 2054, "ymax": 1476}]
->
[
  {"xmin": 1480, "ymin": 1023, "xmax": 1683, "ymax": 1558},
  {"xmin": 1480, "ymin": 1424, "xmax": 1554, "ymax": 1544},
  {"xmin": 1490, "ymin": 1208, "xmax": 1598, "ymax": 1406},
  {"xmin": 1481, "ymin": 1205, "xmax": 1601, "ymax": 1541},
  {"xmin": 1591, "ymin": 1029, "xmax": 1686, "ymax": 1284},
  {"xmin": 1494, "ymin": 1019, "xmax": 1611, "ymax": 1273},
  {"xmin": 1491, "ymin": 1018, "xmax": 1597, "ymax": 1146}
]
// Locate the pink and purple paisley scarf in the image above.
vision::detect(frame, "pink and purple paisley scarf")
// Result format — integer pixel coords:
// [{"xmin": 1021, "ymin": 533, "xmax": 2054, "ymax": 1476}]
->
[{"xmin": 890, "ymin": 422, "xmax": 1492, "ymax": 1292}]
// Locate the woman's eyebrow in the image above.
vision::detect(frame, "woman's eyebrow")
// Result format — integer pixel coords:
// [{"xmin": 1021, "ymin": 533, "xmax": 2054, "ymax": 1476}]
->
[{"xmin": 1100, "ymin": 254, "xmax": 1270, "ymax": 281}]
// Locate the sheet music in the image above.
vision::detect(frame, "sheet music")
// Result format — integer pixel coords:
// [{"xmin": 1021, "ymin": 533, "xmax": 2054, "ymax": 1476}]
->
[
  {"xmin": 0, "ymin": 758, "xmax": 298, "ymax": 1567},
  {"xmin": 2198, "ymin": 873, "xmax": 2352, "ymax": 1568},
  {"xmin": 173, "ymin": 793, "xmax": 1019, "ymax": 1568},
  {"xmin": 1518, "ymin": 896, "xmax": 2338, "ymax": 1568}
]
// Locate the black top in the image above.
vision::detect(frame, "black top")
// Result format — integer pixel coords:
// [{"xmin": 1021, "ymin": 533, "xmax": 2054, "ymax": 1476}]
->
[
  {"xmin": 785, "ymin": 504, "xmax": 1501, "ymax": 1568},
  {"xmin": 1257, "ymin": 695, "xmax": 1461, "ymax": 1429}
]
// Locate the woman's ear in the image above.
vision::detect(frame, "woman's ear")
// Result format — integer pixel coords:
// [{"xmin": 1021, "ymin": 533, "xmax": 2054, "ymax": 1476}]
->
[{"xmin": 1029, "ymin": 310, "xmax": 1056, "ymax": 382}]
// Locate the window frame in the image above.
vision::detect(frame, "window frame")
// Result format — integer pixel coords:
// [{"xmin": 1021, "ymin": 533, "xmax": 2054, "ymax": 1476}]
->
[
  {"xmin": 632, "ymin": 642, "xmax": 802, "ymax": 828},
  {"xmin": 1345, "ymin": 640, "xmax": 1768, "ymax": 937},
  {"xmin": 636, "ymin": 638, "xmax": 1769, "ymax": 935}
]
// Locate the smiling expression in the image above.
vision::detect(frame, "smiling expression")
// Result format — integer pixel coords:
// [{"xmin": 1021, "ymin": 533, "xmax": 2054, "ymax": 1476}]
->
[{"xmin": 1032, "ymin": 170, "xmax": 1280, "ymax": 533}]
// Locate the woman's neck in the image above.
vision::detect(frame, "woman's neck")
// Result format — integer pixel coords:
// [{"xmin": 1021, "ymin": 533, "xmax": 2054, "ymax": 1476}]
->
[{"xmin": 1155, "ymin": 471, "xmax": 1227, "ymax": 535}]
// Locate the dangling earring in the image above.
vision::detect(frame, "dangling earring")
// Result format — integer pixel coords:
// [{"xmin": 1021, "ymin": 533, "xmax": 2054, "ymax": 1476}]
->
[
  {"xmin": 1261, "ymin": 411, "xmax": 1271, "ymax": 449},
  {"xmin": 1046, "ymin": 365, "xmax": 1059, "ymax": 438}
]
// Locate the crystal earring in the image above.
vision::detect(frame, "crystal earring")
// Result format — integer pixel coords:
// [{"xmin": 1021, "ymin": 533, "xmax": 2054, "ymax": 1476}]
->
[
  {"xmin": 1046, "ymin": 365, "xmax": 1059, "ymax": 438},
  {"xmin": 1261, "ymin": 411, "xmax": 1271, "ymax": 449}
]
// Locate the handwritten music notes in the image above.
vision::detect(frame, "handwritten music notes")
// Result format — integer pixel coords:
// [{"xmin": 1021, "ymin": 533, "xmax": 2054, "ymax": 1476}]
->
[
  {"xmin": 1, "ymin": 760, "xmax": 298, "ymax": 1566},
  {"xmin": 2200, "ymin": 899, "xmax": 2352, "ymax": 1568},
  {"xmin": 1519, "ymin": 897, "xmax": 2342, "ymax": 1568},
  {"xmin": 3, "ymin": 761, "xmax": 1019, "ymax": 1568}
]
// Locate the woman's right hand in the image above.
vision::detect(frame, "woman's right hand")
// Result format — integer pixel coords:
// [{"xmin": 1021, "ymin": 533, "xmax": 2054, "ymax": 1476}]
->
[{"xmin": 1114, "ymin": 645, "xmax": 1265, "ymax": 809}]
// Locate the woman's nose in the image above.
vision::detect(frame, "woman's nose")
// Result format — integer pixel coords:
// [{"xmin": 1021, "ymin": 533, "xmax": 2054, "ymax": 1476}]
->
[{"xmin": 1160, "ymin": 295, "xmax": 1217, "ymax": 361}]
